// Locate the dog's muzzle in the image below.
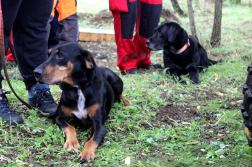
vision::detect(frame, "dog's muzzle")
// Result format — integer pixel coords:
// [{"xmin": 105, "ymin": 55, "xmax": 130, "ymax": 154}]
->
[
  {"xmin": 33, "ymin": 68, "xmax": 44, "ymax": 84},
  {"xmin": 33, "ymin": 68, "xmax": 42, "ymax": 78}
]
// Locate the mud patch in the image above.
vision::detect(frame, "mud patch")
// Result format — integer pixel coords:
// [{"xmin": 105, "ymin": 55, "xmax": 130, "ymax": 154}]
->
[
  {"xmin": 157, "ymin": 104, "xmax": 216, "ymax": 124},
  {"xmin": 78, "ymin": 41, "xmax": 118, "ymax": 70},
  {"xmin": 157, "ymin": 105, "xmax": 201, "ymax": 122},
  {"xmin": 78, "ymin": 9, "xmax": 113, "ymax": 26},
  {"xmin": 78, "ymin": 8, "xmax": 180, "ymax": 27},
  {"xmin": 89, "ymin": 9, "xmax": 113, "ymax": 26}
]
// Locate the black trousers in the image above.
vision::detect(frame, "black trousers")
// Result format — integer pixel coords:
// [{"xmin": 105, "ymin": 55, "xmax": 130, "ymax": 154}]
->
[{"xmin": 1, "ymin": 0, "xmax": 53, "ymax": 90}]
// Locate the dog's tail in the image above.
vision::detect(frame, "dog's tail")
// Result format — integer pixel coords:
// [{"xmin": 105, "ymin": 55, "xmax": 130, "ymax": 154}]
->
[{"xmin": 208, "ymin": 58, "xmax": 222, "ymax": 66}]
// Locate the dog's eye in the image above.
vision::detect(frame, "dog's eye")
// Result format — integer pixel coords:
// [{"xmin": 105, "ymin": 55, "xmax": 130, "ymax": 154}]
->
[
  {"xmin": 158, "ymin": 30, "xmax": 162, "ymax": 35},
  {"xmin": 57, "ymin": 54, "xmax": 64, "ymax": 59}
]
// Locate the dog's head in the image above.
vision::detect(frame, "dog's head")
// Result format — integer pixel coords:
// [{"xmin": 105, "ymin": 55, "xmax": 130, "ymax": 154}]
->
[
  {"xmin": 146, "ymin": 21, "xmax": 188, "ymax": 53},
  {"xmin": 34, "ymin": 42, "xmax": 96, "ymax": 86}
]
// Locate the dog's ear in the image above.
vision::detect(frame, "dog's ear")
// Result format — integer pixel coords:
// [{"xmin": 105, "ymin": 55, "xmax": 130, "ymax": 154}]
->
[
  {"xmin": 179, "ymin": 29, "xmax": 188, "ymax": 44},
  {"xmin": 167, "ymin": 25, "xmax": 180, "ymax": 42},
  {"xmin": 78, "ymin": 50, "xmax": 95, "ymax": 69}
]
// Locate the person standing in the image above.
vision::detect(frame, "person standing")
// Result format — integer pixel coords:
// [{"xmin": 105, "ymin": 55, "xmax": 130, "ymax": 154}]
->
[
  {"xmin": 110, "ymin": 0, "xmax": 163, "ymax": 75},
  {"xmin": 47, "ymin": 0, "xmax": 79, "ymax": 49},
  {"xmin": 0, "ymin": 0, "xmax": 57, "ymax": 125}
]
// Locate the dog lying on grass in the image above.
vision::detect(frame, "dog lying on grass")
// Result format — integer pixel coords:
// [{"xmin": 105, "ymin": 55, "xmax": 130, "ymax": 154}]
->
[
  {"xmin": 146, "ymin": 21, "xmax": 220, "ymax": 84},
  {"xmin": 33, "ymin": 42, "xmax": 131, "ymax": 163}
]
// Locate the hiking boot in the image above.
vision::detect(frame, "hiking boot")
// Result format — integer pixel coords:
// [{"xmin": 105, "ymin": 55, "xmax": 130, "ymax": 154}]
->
[
  {"xmin": 121, "ymin": 68, "xmax": 140, "ymax": 75},
  {"xmin": 28, "ymin": 84, "xmax": 57, "ymax": 116},
  {"xmin": 0, "ymin": 91, "xmax": 24, "ymax": 125},
  {"xmin": 138, "ymin": 63, "xmax": 162, "ymax": 70}
]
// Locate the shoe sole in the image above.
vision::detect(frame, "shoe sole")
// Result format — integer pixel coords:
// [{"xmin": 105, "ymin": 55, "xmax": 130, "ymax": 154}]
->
[{"xmin": 28, "ymin": 102, "xmax": 56, "ymax": 117}]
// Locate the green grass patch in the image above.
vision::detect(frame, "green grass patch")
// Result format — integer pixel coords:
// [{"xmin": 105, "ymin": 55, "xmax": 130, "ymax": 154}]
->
[{"xmin": 1, "ymin": 0, "xmax": 252, "ymax": 166}]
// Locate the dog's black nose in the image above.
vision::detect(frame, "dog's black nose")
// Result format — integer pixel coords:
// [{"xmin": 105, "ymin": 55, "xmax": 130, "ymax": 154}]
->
[
  {"xmin": 146, "ymin": 39, "xmax": 150, "ymax": 45},
  {"xmin": 33, "ymin": 69, "xmax": 43, "ymax": 78}
]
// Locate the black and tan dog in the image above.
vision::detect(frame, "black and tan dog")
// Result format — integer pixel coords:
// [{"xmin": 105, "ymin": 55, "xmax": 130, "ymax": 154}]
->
[
  {"xmin": 33, "ymin": 42, "xmax": 131, "ymax": 163},
  {"xmin": 146, "ymin": 21, "xmax": 220, "ymax": 84}
]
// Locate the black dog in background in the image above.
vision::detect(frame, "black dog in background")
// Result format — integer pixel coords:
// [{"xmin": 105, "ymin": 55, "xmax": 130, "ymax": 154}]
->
[{"xmin": 146, "ymin": 21, "xmax": 220, "ymax": 84}]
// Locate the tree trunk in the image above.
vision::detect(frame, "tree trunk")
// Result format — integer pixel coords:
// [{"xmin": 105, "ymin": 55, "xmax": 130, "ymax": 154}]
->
[
  {"xmin": 236, "ymin": 0, "xmax": 241, "ymax": 4},
  {"xmin": 170, "ymin": 0, "xmax": 187, "ymax": 17},
  {"xmin": 187, "ymin": 0, "xmax": 199, "ymax": 42},
  {"xmin": 210, "ymin": 0, "xmax": 222, "ymax": 48}
]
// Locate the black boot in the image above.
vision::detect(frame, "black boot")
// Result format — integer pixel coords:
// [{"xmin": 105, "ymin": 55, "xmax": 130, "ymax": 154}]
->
[
  {"xmin": 121, "ymin": 68, "xmax": 141, "ymax": 75},
  {"xmin": 0, "ymin": 91, "xmax": 24, "ymax": 125},
  {"xmin": 28, "ymin": 87, "xmax": 57, "ymax": 117},
  {"xmin": 138, "ymin": 63, "xmax": 162, "ymax": 70}
]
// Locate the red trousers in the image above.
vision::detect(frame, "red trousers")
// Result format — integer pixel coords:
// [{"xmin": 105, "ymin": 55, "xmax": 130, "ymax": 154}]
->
[
  {"xmin": 110, "ymin": 0, "xmax": 162, "ymax": 72},
  {"xmin": 7, "ymin": 31, "xmax": 14, "ymax": 61}
]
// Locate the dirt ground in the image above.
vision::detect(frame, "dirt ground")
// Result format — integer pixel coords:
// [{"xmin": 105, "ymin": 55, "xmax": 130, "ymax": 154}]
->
[
  {"xmin": 78, "ymin": 8, "xmax": 180, "ymax": 27},
  {"xmin": 79, "ymin": 41, "xmax": 118, "ymax": 70}
]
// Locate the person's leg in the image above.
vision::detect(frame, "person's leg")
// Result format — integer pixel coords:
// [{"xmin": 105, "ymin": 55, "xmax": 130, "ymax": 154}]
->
[
  {"xmin": 56, "ymin": 0, "xmax": 79, "ymax": 43},
  {"xmin": 46, "ymin": 0, "xmax": 57, "ymax": 45},
  {"xmin": 112, "ymin": 0, "xmax": 139, "ymax": 73},
  {"xmin": 0, "ymin": 0, "xmax": 24, "ymax": 125},
  {"xmin": 12, "ymin": 0, "xmax": 53, "ymax": 89},
  {"xmin": 6, "ymin": 31, "xmax": 17, "ymax": 67},
  {"xmin": 133, "ymin": 0, "xmax": 162, "ymax": 68},
  {"xmin": 6, "ymin": 32, "xmax": 15, "ymax": 61},
  {"xmin": 12, "ymin": 0, "xmax": 57, "ymax": 116},
  {"xmin": 48, "ymin": 14, "xmax": 59, "ymax": 49},
  {"xmin": 1, "ymin": 0, "xmax": 22, "ymax": 87}
]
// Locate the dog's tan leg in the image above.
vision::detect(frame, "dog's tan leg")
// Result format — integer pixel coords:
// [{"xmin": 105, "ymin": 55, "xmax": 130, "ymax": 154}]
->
[
  {"xmin": 77, "ymin": 136, "xmax": 98, "ymax": 162},
  {"xmin": 63, "ymin": 123, "xmax": 80, "ymax": 152},
  {"xmin": 119, "ymin": 94, "xmax": 131, "ymax": 106}
]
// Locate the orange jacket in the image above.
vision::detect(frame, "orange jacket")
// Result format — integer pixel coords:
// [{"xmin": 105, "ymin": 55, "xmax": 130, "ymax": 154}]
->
[{"xmin": 51, "ymin": 0, "xmax": 77, "ymax": 21}]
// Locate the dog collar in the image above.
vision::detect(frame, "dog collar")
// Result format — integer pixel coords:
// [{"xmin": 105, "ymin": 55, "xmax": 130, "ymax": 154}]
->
[{"xmin": 176, "ymin": 39, "xmax": 190, "ymax": 54}]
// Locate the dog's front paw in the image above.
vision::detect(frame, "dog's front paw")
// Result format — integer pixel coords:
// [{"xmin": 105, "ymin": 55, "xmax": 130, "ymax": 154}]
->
[
  {"xmin": 77, "ymin": 149, "xmax": 95, "ymax": 163},
  {"xmin": 180, "ymin": 80, "xmax": 187, "ymax": 85},
  {"xmin": 123, "ymin": 99, "xmax": 132, "ymax": 106},
  {"xmin": 192, "ymin": 79, "xmax": 201, "ymax": 84},
  {"xmin": 77, "ymin": 139, "xmax": 98, "ymax": 163},
  {"xmin": 64, "ymin": 138, "xmax": 80, "ymax": 153}
]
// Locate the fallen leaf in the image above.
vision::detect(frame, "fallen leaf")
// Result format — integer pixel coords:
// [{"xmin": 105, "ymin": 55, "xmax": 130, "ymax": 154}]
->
[
  {"xmin": 165, "ymin": 153, "xmax": 174, "ymax": 156},
  {"xmin": 233, "ymin": 131, "xmax": 238, "ymax": 134},
  {"xmin": 186, "ymin": 141, "xmax": 199, "ymax": 145},
  {"xmin": 118, "ymin": 127, "xmax": 124, "ymax": 131},
  {"xmin": 16, "ymin": 160, "xmax": 32, "ymax": 166},
  {"xmin": 236, "ymin": 100, "xmax": 243, "ymax": 104},
  {"xmin": 167, "ymin": 117, "xmax": 176, "ymax": 122},
  {"xmin": 214, "ymin": 73, "xmax": 218, "ymax": 81},
  {"xmin": 215, "ymin": 92, "xmax": 224, "ymax": 96},
  {"xmin": 230, "ymin": 101, "xmax": 236, "ymax": 105},
  {"xmin": 217, "ymin": 133, "xmax": 225, "ymax": 136},
  {"xmin": 125, "ymin": 157, "xmax": 131, "ymax": 165}
]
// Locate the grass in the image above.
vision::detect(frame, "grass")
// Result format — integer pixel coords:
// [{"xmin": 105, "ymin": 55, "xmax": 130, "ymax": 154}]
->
[{"xmin": 1, "ymin": 0, "xmax": 252, "ymax": 166}]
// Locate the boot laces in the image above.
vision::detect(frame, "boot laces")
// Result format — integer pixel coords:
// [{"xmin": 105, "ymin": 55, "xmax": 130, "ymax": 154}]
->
[
  {"xmin": 33, "ymin": 88, "xmax": 54, "ymax": 104},
  {"xmin": 0, "ymin": 91, "xmax": 12, "ymax": 114}
]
